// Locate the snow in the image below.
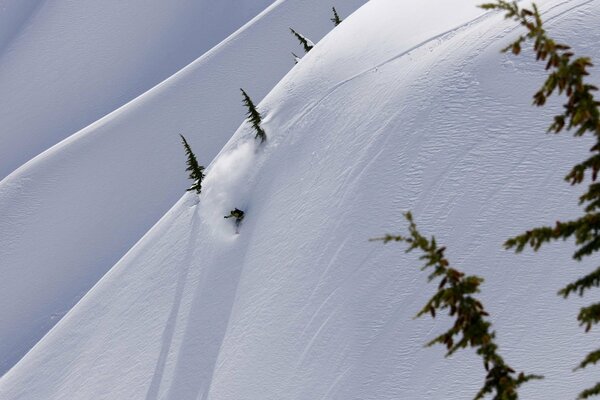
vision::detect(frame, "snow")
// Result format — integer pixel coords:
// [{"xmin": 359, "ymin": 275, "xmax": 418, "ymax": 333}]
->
[
  {"xmin": 2, "ymin": 0, "xmax": 600, "ymax": 398},
  {"xmin": 0, "ymin": 0, "xmax": 367, "ymax": 377},
  {"xmin": 0, "ymin": 0, "xmax": 277, "ymax": 181}
]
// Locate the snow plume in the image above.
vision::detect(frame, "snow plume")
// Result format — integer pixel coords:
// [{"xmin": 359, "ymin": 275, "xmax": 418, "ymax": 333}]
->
[{"xmin": 199, "ymin": 139, "xmax": 256, "ymax": 238}]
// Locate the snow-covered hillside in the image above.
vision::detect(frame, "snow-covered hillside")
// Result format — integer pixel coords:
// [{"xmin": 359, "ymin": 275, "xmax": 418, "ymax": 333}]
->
[
  {"xmin": 0, "ymin": 0, "xmax": 368, "ymax": 376},
  {"xmin": 0, "ymin": 0, "xmax": 276, "ymax": 180},
  {"xmin": 2, "ymin": 0, "xmax": 600, "ymax": 398}
]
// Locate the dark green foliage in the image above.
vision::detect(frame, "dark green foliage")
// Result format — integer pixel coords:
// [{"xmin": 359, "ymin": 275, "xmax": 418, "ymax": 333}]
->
[
  {"xmin": 582, "ymin": 386, "xmax": 600, "ymax": 400},
  {"xmin": 290, "ymin": 28, "xmax": 314, "ymax": 53},
  {"xmin": 240, "ymin": 89, "xmax": 266, "ymax": 143},
  {"xmin": 481, "ymin": 1, "xmax": 600, "ymax": 397},
  {"xmin": 373, "ymin": 212, "xmax": 542, "ymax": 399},
  {"xmin": 330, "ymin": 7, "xmax": 342, "ymax": 26},
  {"xmin": 180, "ymin": 134, "xmax": 205, "ymax": 194}
]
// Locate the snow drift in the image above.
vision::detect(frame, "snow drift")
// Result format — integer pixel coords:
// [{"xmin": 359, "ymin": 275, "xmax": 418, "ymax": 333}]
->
[{"xmin": 3, "ymin": 0, "xmax": 600, "ymax": 398}]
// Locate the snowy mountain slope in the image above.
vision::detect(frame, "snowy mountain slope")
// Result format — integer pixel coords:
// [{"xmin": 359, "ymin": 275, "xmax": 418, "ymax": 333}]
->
[
  {"xmin": 0, "ymin": 0, "xmax": 41, "ymax": 56},
  {"xmin": 0, "ymin": 0, "xmax": 276, "ymax": 180},
  {"xmin": 0, "ymin": 0, "xmax": 367, "ymax": 377},
  {"xmin": 4, "ymin": 0, "xmax": 600, "ymax": 398}
]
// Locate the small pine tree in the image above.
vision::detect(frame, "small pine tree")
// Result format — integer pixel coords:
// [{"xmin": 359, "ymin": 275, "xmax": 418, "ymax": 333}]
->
[
  {"xmin": 240, "ymin": 89, "xmax": 266, "ymax": 143},
  {"xmin": 180, "ymin": 134, "xmax": 205, "ymax": 194},
  {"xmin": 330, "ymin": 7, "xmax": 342, "ymax": 26},
  {"xmin": 373, "ymin": 213, "xmax": 542, "ymax": 399},
  {"xmin": 290, "ymin": 28, "xmax": 314, "ymax": 53},
  {"xmin": 292, "ymin": 52, "xmax": 301, "ymax": 64}
]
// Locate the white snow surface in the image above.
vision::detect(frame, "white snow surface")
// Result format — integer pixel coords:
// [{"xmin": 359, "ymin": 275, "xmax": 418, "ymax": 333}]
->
[
  {"xmin": 2, "ymin": 0, "xmax": 600, "ymax": 399},
  {"xmin": 0, "ymin": 0, "xmax": 367, "ymax": 375},
  {"xmin": 0, "ymin": 0, "xmax": 276, "ymax": 180}
]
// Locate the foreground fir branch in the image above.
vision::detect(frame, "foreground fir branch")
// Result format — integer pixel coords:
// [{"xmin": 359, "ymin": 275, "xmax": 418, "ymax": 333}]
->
[
  {"xmin": 481, "ymin": 1, "xmax": 600, "ymax": 397},
  {"xmin": 180, "ymin": 134, "xmax": 205, "ymax": 194},
  {"xmin": 290, "ymin": 28, "xmax": 314, "ymax": 53},
  {"xmin": 331, "ymin": 7, "xmax": 343, "ymax": 26},
  {"xmin": 373, "ymin": 212, "xmax": 541, "ymax": 399},
  {"xmin": 240, "ymin": 88, "xmax": 267, "ymax": 143}
]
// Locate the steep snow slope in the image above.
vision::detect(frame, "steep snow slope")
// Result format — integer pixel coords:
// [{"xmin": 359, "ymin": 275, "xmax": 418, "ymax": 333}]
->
[
  {"xmin": 0, "ymin": 0, "xmax": 41, "ymax": 55},
  {"xmin": 0, "ymin": 0, "xmax": 367, "ymax": 377},
  {"xmin": 0, "ymin": 0, "xmax": 275, "ymax": 180},
  {"xmin": 4, "ymin": 0, "xmax": 600, "ymax": 398}
]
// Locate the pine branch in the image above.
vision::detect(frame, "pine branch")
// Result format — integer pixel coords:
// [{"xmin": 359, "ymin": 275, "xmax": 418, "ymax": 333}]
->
[
  {"xmin": 559, "ymin": 266, "xmax": 600, "ymax": 298},
  {"xmin": 290, "ymin": 28, "xmax": 314, "ymax": 53},
  {"xmin": 578, "ymin": 303, "xmax": 600, "ymax": 332},
  {"xmin": 331, "ymin": 7, "xmax": 343, "ymax": 26},
  {"xmin": 578, "ymin": 349, "xmax": 600, "ymax": 370},
  {"xmin": 180, "ymin": 134, "xmax": 205, "ymax": 194},
  {"xmin": 479, "ymin": 1, "xmax": 600, "ymax": 186},
  {"xmin": 480, "ymin": 1, "xmax": 600, "ymax": 397},
  {"xmin": 240, "ymin": 88, "xmax": 267, "ymax": 143},
  {"xmin": 373, "ymin": 212, "xmax": 541, "ymax": 399},
  {"xmin": 580, "ymin": 382, "xmax": 600, "ymax": 399}
]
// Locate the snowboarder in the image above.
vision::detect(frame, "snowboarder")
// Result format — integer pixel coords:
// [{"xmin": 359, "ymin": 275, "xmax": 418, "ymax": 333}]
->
[{"xmin": 224, "ymin": 208, "xmax": 245, "ymax": 233}]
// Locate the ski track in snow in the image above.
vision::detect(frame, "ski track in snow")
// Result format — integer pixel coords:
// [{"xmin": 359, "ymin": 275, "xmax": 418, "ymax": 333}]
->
[{"xmin": 293, "ymin": 0, "xmax": 595, "ymax": 137}]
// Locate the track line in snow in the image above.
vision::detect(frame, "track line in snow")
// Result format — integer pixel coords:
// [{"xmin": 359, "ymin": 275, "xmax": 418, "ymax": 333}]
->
[
  {"xmin": 319, "ymin": 365, "xmax": 353, "ymax": 400},
  {"xmin": 145, "ymin": 207, "xmax": 200, "ymax": 400},
  {"xmin": 287, "ymin": 11, "xmax": 497, "ymax": 129},
  {"xmin": 289, "ymin": 0, "xmax": 594, "ymax": 140}
]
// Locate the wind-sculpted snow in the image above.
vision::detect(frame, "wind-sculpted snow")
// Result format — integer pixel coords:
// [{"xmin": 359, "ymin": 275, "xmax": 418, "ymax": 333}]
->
[
  {"xmin": 0, "ymin": 0, "xmax": 368, "ymax": 377},
  {"xmin": 3, "ymin": 0, "xmax": 600, "ymax": 398}
]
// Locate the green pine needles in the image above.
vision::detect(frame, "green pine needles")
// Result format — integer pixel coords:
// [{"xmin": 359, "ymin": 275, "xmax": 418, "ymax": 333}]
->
[
  {"xmin": 290, "ymin": 28, "xmax": 314, "ymax": 53},
  {"xmin": 240, "ymin": 89, "xmax": 266, "ymax": 143},
  {"xmin": 481, "ymin": 1, "xmax": 600, "ymax": 398},
  {"xmin": 330, "ymin": 7, "xmax": 342, "ymax": 26},
  {"xmin": 373, "ymin": 212, "xmax": 541, "ymax": 399},
  {"xmin": 180, "ymin": 134, "xmax": 205, "ymax": 194}
]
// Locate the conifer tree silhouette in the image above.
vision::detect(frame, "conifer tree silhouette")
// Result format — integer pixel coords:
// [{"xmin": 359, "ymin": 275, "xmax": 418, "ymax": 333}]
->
[
  {"xmin": 180, "ymin": 134, "xmax": 205, "ymax": 194},
  {"xmin": 373, "ymin": 213, "xmax": 541, "ymax": 399},
  {"xmin": 290, "ymin": 28, "xmax": 314, "ymax": 53},
  {"xmin": 330, "ymin": 7, "xmax": 342, "ymax": 26},
  {"xmin": 479, "ymin": 1, "xmax": 600, "ymax": 398},
  {"xmin": 240, "ymin": 89, "xmax": 266, "ymax": 143}
]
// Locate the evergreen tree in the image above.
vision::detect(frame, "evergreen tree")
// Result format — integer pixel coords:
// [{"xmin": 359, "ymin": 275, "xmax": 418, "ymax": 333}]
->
[
  {"xmin": 373, "ymin": 213, "xmax": 541, "ymax": 399},
  {"xmin": 180, "ymin": 134, "xmax": 205, "ymax": 194},
  {"xmin": 330, "ymin": 7, "xmax": 342, "ymax": 26},
  {"xmin": 240, "ymin": 88, "xmax": 267, "ymax": 143},
  {"xmin": 292, "ymin": 52, "xmax": 301, "ymax": 64},
  {"xmin": 290, "ymin": 28, "xmax": 314, "ymax": 53},
  {"xmin": 480, "ymin": 1, "xmax": 600, "ymax": 398}
]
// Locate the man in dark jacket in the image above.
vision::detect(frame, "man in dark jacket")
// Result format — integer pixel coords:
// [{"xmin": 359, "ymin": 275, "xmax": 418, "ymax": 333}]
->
[{"xmin": 224, "ymin": 208, "xmax": 245, "ymax": 233}]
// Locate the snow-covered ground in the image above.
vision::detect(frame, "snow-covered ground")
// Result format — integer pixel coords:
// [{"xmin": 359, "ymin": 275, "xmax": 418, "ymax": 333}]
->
[
  {"xmin": 2, "ymin": 0, "xmax": 600, "ymax": 398},
  {"xmin": 0, "ymin": 0, "xmax": 367, "ymax": 379},
  {"xmin": 0, "ymin": 0, "xmax": 277, "ymax": 180}
]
